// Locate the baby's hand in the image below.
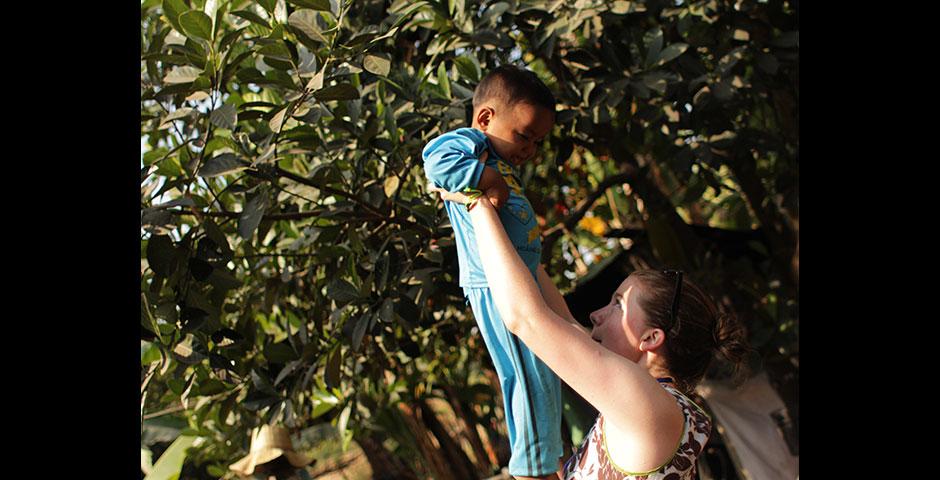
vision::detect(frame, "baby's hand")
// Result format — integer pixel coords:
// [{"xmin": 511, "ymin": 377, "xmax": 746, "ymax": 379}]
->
[
  {"xmin": 427, "ymin": 150, "xmax": 509, "ymax": 209},
  {"xmin": 427, "ymin": 184, "xmax": 473, "ymax": 203}
]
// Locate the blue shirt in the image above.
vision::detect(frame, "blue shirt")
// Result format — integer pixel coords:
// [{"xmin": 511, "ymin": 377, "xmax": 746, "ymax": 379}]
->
[{"xmin": 423, "ymin": 128, "xmax": 543, "ymax": 288}]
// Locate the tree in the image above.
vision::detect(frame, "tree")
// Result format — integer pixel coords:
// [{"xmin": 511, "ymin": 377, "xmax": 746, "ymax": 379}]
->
[{"xmin": 140, "ymin": 0, "xmax": 798, "ymax": 477}]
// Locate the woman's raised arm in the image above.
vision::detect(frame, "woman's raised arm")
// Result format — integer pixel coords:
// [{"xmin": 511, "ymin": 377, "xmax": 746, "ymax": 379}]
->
[{"xmin": 467, "ymin": 198, "xmax": 682, "ymax": 451}]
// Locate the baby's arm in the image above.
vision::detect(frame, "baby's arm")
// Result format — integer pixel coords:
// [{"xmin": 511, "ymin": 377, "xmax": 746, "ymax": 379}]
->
[
  {"xmin": 471, "ymin": 151, "xmax": 509, "ymax": 209},
  {"xmin": 426, "ymin": 147, "xmax": 509, "ymax": 209},
  {"xmin": 423, "ymin": 132, "xmax": 486, "ymax": 195}
]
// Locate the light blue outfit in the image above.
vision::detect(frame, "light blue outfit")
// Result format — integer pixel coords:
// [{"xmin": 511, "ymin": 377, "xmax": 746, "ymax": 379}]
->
[{"xmin": 423, "ymin": 127, "xmax": 563, "ymax": 476}]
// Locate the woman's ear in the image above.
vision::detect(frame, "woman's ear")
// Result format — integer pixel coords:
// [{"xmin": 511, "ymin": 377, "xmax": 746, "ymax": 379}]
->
[
  {"xmin": 639, "ymin": 328, "xmax": 666, "ymax": 352},
  {"xmin": 476, "ymin": 106, "xmax": 494, "ymax": 131}
]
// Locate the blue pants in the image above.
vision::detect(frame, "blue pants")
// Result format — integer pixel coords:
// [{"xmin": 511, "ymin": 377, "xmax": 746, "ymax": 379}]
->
[{"xmin": 465, "ymin": 287, "xmax": 563, "ymax": 477}]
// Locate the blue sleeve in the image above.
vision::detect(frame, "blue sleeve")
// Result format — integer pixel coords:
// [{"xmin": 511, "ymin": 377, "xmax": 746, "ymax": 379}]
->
[{"xmin": 422, "ymin": 129, "xmax": 487, "ymax": 193}]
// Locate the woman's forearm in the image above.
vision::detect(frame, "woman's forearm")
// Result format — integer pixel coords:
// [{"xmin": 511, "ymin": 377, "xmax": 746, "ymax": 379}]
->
[
  {"xmin": 467, "ymin": 198, "xmax": 550, "ymax": 332},
  {"xmin": 536, "ymin": 265, "xmax": 576, "ymax": 323}
]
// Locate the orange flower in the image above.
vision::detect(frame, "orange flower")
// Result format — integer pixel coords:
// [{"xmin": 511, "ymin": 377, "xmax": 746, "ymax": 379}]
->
[{"xmin": 578, "ymin": 216, "xmax": 606, "ymax": 236}]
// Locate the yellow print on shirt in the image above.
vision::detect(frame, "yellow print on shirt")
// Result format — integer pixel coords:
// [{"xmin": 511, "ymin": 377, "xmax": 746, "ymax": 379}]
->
[
  {"xmin": 496, "ymin": 161, "xmax": 523, "ymax": 195},
  {"xmin": 527, "ymin": 225, "xmax": 541, "ymax": 244}
]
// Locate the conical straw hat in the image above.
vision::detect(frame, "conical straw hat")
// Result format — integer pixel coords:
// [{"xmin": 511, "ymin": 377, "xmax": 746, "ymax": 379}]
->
[{"xmin": 229, "ymin": 424, "xmax": 314, "ymax": 476}]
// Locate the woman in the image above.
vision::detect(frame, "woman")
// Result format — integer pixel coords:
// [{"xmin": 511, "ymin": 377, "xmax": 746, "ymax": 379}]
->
[{"xmin": 465, "ymin": 197, "xmax": 749, "ymax": 479}]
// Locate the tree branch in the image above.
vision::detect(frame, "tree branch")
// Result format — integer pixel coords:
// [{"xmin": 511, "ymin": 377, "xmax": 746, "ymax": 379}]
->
[
  {"xmin": 541, "ymin": 169, "xmax": 637, "ymax": 261},
  {"xmin": 165, "ymin": 208, "xmax": 329, "ymax": 221},
  {"xmin": 269, "ymin": 166, "xmax": 433, "ymax": 235}
]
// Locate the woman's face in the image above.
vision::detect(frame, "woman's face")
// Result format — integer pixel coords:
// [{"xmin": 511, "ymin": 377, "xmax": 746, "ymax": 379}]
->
[{"xmin": 588, "ymin": 277, "xmax": 651, "ymax": 362}]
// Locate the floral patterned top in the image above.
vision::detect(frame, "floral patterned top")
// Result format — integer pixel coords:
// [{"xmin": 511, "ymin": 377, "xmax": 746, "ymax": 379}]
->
[{"xmin": 562, "ymin": 382, "xmax": 711, "ymax": 480}]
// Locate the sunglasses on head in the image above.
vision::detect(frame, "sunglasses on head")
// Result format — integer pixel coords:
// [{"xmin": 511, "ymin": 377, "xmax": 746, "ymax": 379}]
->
[{"xmin": 663, "ymin": 269, "xmax": 683, "ymax": 336}]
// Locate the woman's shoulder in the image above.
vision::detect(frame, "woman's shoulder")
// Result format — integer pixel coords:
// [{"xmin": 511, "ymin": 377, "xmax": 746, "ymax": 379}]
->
[
  {"xmin": 658, "ymin": 384, "xmax": 712, "ymax": 470},
  {"xmin": 662, "ymin": 384, "xmax": 712, "ymax": 437},
  {"xmin": 566, "ymin": 384, "xmax": 711, "ymax": 479}
]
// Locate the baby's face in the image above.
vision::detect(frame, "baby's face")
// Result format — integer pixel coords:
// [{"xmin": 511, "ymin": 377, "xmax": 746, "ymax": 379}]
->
[{"xmin": 480, "ymin": 102, "xmax": 554, "ymax": 166}]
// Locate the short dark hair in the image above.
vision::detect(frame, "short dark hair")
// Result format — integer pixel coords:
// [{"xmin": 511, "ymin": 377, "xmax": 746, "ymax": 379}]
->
[
  {"xmin": 630, "ymin": 270, "xmax": 751, "ymax": 395},
  {"xmin": 472, "ymin": 64, "xmax": 556, "ymax": 114}
]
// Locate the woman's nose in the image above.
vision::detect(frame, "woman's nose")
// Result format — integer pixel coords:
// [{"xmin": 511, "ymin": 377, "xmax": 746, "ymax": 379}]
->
[{"xmin": 589, "ymin": 308, "xmax": 603, "ymax": 326}]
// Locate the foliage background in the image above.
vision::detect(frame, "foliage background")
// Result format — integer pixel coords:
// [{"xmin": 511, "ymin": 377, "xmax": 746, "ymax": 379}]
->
[{"xmin": 140, "ymin": 0, "xmax": 798, "ymax": 478}]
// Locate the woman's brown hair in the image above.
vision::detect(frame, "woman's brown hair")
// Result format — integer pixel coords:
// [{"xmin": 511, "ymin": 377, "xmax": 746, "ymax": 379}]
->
[{"xmin": 629, "ymin": 269, "xmax": 750, "ymax": 394}]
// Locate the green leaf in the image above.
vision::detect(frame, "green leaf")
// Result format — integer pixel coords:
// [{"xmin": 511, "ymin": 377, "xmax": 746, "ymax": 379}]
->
[
  {"xmin": 202, "ymin": 218, "xmax": 233, "ymax": 258},
  {"xmin": 454, "ymin": 55, "xmax": 481, "ymax": 83},
  {"xmin": 146, "ymin": 234, "xmax": 176, "ymax": 277},
  {"xmin": 141, "ymin": 447, "xmax": 153, "ymax": 476},
  {"xmin": 143, "ymin": 148, "xmax": 169, "ymax": 167},
  {"xmin": 310, "ymin": 389, "xmax": 339, "ymax": 419},
  {"xmin": 327, "ymin": 278, "xmax": 360, "ymax": 304},
  {"xmin": 158, "ymin": 108, "xmax": 193, "ymax": 129},
  {"xmin": 258, "ymin": 0, "xmax": 277, "ymax": 14},
  {"xmin": 143, "ymin": 435, "xmax": 197, "ymax": 480},
  {"xmin": 173, "ymin": 336, "xmax": 207, "ymax": 363},
  {"xmin": 313, "ymin": 83, "xmax": 360, "ymax": 101},
  {"xmin": 251, "ymin": 369, "xmax": 278, "ymax": 395},
  {"xmin": 289, "ymin": 9, "xmax": 328, "ymax": 44},
  {"xmin": 325, "ymin": 347, "xmax": 342, "ymax": 389},
  {"xmin": 179, "ymin": 10, "xmax": 213, "ymax": 42},
  {"xmin": 305, "ymin": 71, "xmax": 325, "ymax": 91},
  {"xmin": 437, "ymin": 63, "xmax": 451, "ymax": 98},
  {"xmin": 163, "ymin": 66, "xmax": 202, "ymax": 84},
  {"xmin": 162, "ymin": 0, "xmax": 188, "ymax": 34},
  {"xmin": 288, "ymin": 0, "xmax": 332, "ymax": 11},
  {"xmin": 383, "ymin": 175, "xmax": 399, "ymax": 197},
  {"xmin": 656, "ymin": 43, "xmax": 688, "ymax": 66},
  {"xmin": 259, "ymin": 42, "xmax": 292, "ymax": 62},
  {"xmin": 264, "ymin": 342, "xmax": 299, "ymax": 363},
  {"xmin": 198, "ymin": 153, "xmax": 248, "ymax": 178},
  {"xmin": 269, "ymin": 106, "xmax": 289, "ymax": 132},
  {"xmin": 238, "ymin": 193, "xmax": 268, "ymax": 240},
  {"xmin": 185, "ymin": 91, "xmax": 209, "ymax": 102},
  {"xmin": 642, "ymin": 72, "xmax": 669, "ymax": 95},
  {"xmin": 645, "ymin": 27, "xmax": 663, "ymax": 67},
  {"xmin": 481, "ymin": 2, "xmax": 510, "ymax": 26},
  {"xmin": 230, "ymin": 9, "xmax": 269, "ymax": 27},
  {"xmin": 141, "ymin": 340, "xmax": 162, "ymax": 365},
  {"xmin": 209, "ymin": 103, "xmax": 237, "ymax": 129},
  {"xmin": 197, "ymin": 378, "xmax": 227, "ymax": 396},
  {"xmin": 379, "ymin": 298, "xmax": 394, "ymax": 323},
  {"xmin": 343, "ymin": 313, "xmax": 374, "ymax": 352},
  {"xmin": 208, "ymin": 268, "xmax": 242, "ymax": 291},
  {"xmin": 610, "ymin": 1, "xmax": 644, "ymax": 14},
  {"xmin": 275, "ymin": 359, "xmax": 302, "ymax": 385},
  {"xmin": 363, "ymin": 54, "xmax": 390, "ymax": 76},
  {"xmin": 337, "ymin": 402, "xmax": 352, "ymax": 437},
  {"xmin": 297, "ymin": 46, "xmax": 318, "ymax": 76}
]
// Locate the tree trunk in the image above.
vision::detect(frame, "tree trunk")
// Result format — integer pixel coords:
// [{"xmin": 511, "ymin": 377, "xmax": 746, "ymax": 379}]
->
[
  {"xmin": 443, "ymin": 385, "xmax": 497, "ymax": 474},
  {"xmin": 417, "ymin": 398, "xmax": 479, "ymax": 480},
  {"xmin": 482, "ymin": 368, "xmax": 511, "ymax": 468},
  {"xmin": 725, "ymin": 151, "xmax": 798, "ymax": 290},
  {"xmin": 398, "ymin": 403, "xmax": 456, "ymax": 480},
  {"xmin": 356, "ymin": 433, "xmax": 420, "ymax": 480}
]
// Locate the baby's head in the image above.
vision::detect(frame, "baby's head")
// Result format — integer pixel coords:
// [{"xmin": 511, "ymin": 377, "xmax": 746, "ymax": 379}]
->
[{"xmin": 471, "ymin": 65, "xmax": 556, "ymax": 166}]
